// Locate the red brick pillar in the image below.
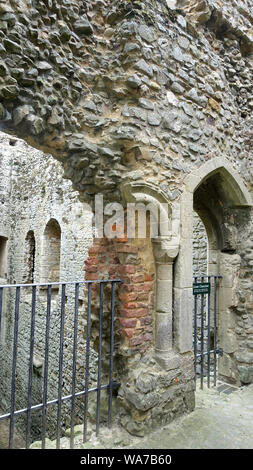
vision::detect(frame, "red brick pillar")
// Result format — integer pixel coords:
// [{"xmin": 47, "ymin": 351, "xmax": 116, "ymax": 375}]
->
[{"xmin": 84, "ymin": 235, "xmax": 155, "ymax": 355}]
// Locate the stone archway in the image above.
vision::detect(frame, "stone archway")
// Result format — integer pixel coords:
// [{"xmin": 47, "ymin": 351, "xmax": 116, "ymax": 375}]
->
[
  {"xmin": 121, "ymin": 181, "xmax": 181, "ymax": 369},
  {"xmin": 0, "ymin": 0, "xmax": 252, "ymax": 440},
  {"xmin": 175, "ymin": 157, "xmax": 252, "ymax": 385}
]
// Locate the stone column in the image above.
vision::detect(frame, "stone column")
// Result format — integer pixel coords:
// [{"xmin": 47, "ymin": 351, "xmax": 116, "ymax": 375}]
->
[
  {"xmin": 173, "ymin": 191, "xmax": 193, "ymax": 353},
  {"xmin": 152, "ymin": 237, "xmax": 179, "ymax": 370}
]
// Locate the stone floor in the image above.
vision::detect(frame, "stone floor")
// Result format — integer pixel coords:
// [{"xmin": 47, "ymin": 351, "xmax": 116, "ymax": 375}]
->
[
  {"xmin": 80, "ymin": 380, "xmax": 253, "ymax": 450},
  {"xmin": 27, "ymin": 380, "xmax": 253, "ymax": 449},
  {"xmin": 2, "ymin": 381, "xmax": 253, "ymax": 449},
  {"xmin": 124, "ymin": 381, "xmax": 253, "ymax": 449}
]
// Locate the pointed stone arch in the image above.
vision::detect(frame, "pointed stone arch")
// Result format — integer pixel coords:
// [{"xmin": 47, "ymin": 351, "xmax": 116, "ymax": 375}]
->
[
  {"xmin": 174, "ymin": 157, "xmax": 252, "ymax": 385},
  {"xmin": 184, "ymin": 157, "xmax": 252, "ymax": 207}
]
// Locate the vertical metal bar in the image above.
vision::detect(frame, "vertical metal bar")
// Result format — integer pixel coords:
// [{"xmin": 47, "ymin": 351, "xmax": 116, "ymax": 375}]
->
[
  {"xmin": 83, "ymin": 282, "xmax": 92, "ymax": 443},
  {"xmin": 41, "ymin": 285, "xmax": 52, "ymax": 449},
  {"xmin": 26, "ymin": 285, "xmax": 36, "ymax": 449},
  {"xmin": 207, "ymin": 276, "xmax": 211, "ymax": 388},
  {"xmin": 213, "ymin": 276, "xmax": 217, "ymax": 386},
  {"xmin": 108, "ymin": 282, "xmax": 115, "ymax": 428},
  {"xmin": 9, "ymin": 286, "xmax": 21, "ymax": 449},
  {"xmin": 70, "ymin": 283, "xmax": 79, "ymax": 449},
  {"xmin": 56, "ymin": 283, "xmax": 66, "ymax": 449},
  {"xmin": 193, "ymin": 276, "xmax": 198, "ymax": 387},
  {"xmin": 96, "ymin": 282, "xmax": 104, "ymax": 437},
  {"xmin": 0, "ymin": 286, "xmax": 3, "ymax": 339},
  {"xmin": 200, "ymin": 277, "xmax": 205, "ymax": 390}
]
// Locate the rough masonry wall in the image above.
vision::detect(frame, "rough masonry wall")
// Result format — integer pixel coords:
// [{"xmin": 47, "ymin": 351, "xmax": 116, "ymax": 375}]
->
[
  {"xmin": 222, "ymin": 207, "xmax": 253, "ymax": 385},
  {"xmin": 0, "ymin": 0, "xmax": 252, "ymax": 435},
  {"xmin": 0, "ymin": 0, "xmax": 252, "ymax": 201},
  {"xmin": 0, "ymin": 131, "xmax": 93, "ymax": 285},
  {"xmin": 0, "ymin": 135, "xmax": 12, "ymax": 282},
  {"xmin": 0, "ymin": 131, "xmax": 96, "ymax": 440}
]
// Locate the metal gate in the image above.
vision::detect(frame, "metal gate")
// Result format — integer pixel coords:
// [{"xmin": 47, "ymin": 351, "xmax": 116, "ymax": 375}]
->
[
  {"xmin": 0, "ymin": 279, "xmax": 121, "ymax": 449},
  {"xmin": 193, "ymin": 275, "xmax": 223, "ymax": 389}
]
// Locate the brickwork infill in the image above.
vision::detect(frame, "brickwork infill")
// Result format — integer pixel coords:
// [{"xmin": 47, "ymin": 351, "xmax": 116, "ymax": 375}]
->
[{"xmin": 84, "ymin": 236, "xmax": 155, "ymax": 354}]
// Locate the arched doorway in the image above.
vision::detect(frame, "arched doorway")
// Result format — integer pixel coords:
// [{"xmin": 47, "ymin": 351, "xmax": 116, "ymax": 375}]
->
[{"xmin": 175, "ymin": 158, "xmax": 252, "ymax": 386}]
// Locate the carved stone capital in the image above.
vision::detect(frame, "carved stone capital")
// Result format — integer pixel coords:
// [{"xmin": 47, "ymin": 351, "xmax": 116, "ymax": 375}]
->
[{"xmin": 152, "ymin": 237, "xmax": 179, "ymax": 263}]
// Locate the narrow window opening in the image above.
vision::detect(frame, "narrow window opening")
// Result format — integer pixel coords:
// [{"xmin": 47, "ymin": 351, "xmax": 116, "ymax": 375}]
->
[
  {"xmin": 41, "ymin": 219, "xmax": 61, "ymax": 286},
  {"xmin": 23, "ymin": 231, "xmax": 36, "ymax": 284},
  {"xmin": 0, "ymin": 236, "xmax": 8, "ymax": 280}
]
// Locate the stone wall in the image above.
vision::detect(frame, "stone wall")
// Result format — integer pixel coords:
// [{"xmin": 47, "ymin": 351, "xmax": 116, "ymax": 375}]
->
[
  {"xmin": 0, "ymin": 135, "xmax": 12, "ymax": 283},
  {"xmin": 0, "ymin": 0, "xmax": 251, "ymax": 200},
  {"xmin": 0, "ymin": 131, "xmax": 95, "ymax": 441},
  {"xmin": 0, "ymin": 0, "xmax": 252, "ymax": 438}
]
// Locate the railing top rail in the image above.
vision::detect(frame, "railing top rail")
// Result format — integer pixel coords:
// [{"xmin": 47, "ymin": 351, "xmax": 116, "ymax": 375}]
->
[{"xmin": 0, "ymin": 279, "xmax": 123, "ymax": 289}]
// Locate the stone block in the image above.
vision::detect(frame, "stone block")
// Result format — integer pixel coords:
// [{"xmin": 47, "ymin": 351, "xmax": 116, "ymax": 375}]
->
[
  {"xmin": 238, "ymin": 366, "xmax": 253, "ymax": 385},
  {"xmin": 174, "ymin": 287, "xmax": 193, "ymax": 353},
  {"xmin": 155, "ymin": 311, "xmax": 172, "ymax": 351},
  {"xmin": 219, "ymin": 287, "xmax": 238, "ymax": 311},
  {"xmin": 156, "ymin": 279, "xmax": 173, "ymax": 312},
  {"xmin": 174, "ymin": 239, "xmax": 193, "ymax": 289},
  {"xmin": 153, "ymin": 350, "xmax": 181, "ymax": 371},
  {"xmin": 219, "ymin": 331, "xmax": 238, "ymax": 354},
  {"xmin": 157, "ymin": 264, "xmax": 173, "ymax": 281},
  {"xmin": 73, "ymin": 17, "xmax": 93, "ymax": 35},
  {"xmin": 218, "ymin": 354, "xmax": 238, "ymax": 383}
]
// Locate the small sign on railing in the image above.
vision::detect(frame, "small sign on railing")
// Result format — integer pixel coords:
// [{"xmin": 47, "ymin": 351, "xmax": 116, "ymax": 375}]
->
[{"xmin": 193, "ymin": 282, "xmax": 211, "ymax": 295}]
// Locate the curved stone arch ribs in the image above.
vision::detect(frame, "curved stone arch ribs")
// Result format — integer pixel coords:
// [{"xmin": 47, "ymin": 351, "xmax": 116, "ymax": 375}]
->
[
  {"xmin": 185, "ymin": 157, "xmax": 252, "ymax": 207},
  {"xmin": 121, "ymin": 181, "xmax": 181, "ymax": 369},
  {"xmin": 176, "ymin": 157, "xmax": 253, "ymax": 384}
]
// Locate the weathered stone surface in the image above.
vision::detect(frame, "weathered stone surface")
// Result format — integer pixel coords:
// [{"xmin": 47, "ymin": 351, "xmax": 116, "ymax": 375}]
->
[
  {"xmin": 0, "ymin": 0, "xmax": 252, "ymax": 441},
  {"xmin": 3, "ymin": 38, "xmax": 22, "ymax": 54},
  {"xmin": 138, "ymin": 25, "xmax": 155, "ymax": 44},
  {"xmin": 163, "ymin": 112, "xmax": 182, "ymax": 133},
  {"xmin": 13, "ymin": 105, "xmax": 33, "ymax": 125},
  {"xmin": 0, "ymin": 103, "xmax": 5, "ymax": 119},
  {"xmin": 135, "ymin": 59, "xmax": 153, "ymax": 78},
  {"xmin": 0, "ymin": 132, "xmax": 94, "ymax": 441},
  {"xmin": 238, "ymin": 366, "xmax": 253, "ymax": 384},
  {"xmin": 36, "ymin": 61, "xmax": 52, "ymax": 72},
  {"xmin": 0, "ymin": 61, "xmax": 8, "ymax": 77},
  {"xmin": 73, "ymin": 17, "xmax": 93, "ymax": 35},
  {"xmin": 126, "ymin": 74, "xmax": 142, "ymax": 89}
]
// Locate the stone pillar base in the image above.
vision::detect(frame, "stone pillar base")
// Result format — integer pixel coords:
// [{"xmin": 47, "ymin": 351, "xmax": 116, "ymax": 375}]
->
[
  {"xmin": 117, "ymin": 351, "xmax": 195, "ymax": 437},
  {"xmin": 154, "ymin": 350, "xmax": 181, "ymax": 370}
]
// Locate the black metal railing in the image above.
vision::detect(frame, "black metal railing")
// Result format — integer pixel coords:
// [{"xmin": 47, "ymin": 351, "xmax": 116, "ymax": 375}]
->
[
  {"xmin": 0, "ymin": 279, "xmax": 122, "ymax": 449},
  {"xmin": 193, "ymin": 275, "xmax": 223, "ymax": 389}
]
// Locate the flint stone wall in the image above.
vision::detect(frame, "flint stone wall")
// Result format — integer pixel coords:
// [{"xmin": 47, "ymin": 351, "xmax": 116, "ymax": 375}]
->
[
  {"xmin": 0, "ymin": 0, "xmax": 252, "ymax": 436},
  {"xmin": 0, "ymin": 0, "xmax": 252, "ymax": 201}
]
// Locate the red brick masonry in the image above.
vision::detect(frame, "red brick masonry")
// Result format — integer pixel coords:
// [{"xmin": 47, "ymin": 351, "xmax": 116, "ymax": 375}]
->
[{"xmin": 84, "ymin": 236, "xmax": 155, "ymax": 354}]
